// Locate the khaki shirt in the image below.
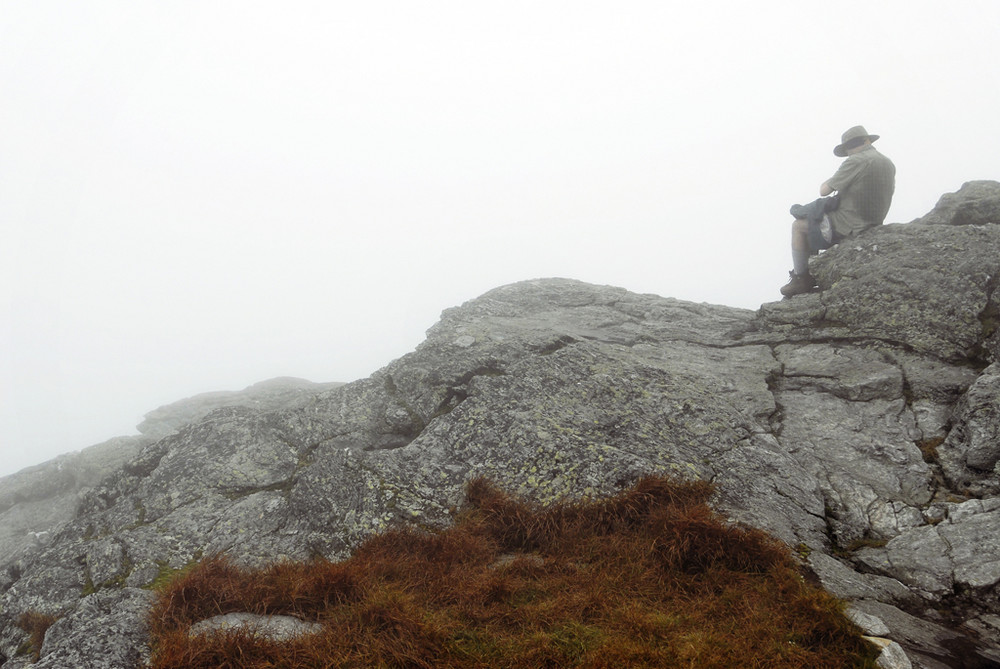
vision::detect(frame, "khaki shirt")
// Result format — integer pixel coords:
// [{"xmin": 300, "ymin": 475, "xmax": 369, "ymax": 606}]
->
[{"xmin": 826, "ymin": 146, "xmax": 896, "ymax": 237}]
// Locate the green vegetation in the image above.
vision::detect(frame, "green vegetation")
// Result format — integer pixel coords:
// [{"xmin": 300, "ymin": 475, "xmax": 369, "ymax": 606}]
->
[
  {"xmin": 144, "ymin": 555, "xmax": 203, "ymax": 591},
  {"xmin": 80, "ymin": 572, "xmax": 97, "ymax": 598},
  {"xmin": 148, "ymin": 476, "xmax": 878, "ymax": 668}
]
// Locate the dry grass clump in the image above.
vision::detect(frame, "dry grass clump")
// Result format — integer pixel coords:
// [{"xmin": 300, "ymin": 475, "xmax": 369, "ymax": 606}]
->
[
  {"xmin": 15, "ymin": 610, "xmax": 58, "ymax": 661},
  {"xmin": 148, "ymin": 476, "xmax": 878, "ymax": 668}
]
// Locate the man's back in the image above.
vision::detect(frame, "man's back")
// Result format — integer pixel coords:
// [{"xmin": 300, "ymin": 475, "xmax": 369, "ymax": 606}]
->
[{"xmin": 827, "ymin": 146, "xmax": 896, "ymax": 237}]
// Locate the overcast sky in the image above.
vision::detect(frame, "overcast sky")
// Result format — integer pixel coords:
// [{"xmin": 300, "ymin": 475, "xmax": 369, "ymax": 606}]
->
[{"xmin": 2, "ymin": 1, "xmax": 999, "ymax": 478}]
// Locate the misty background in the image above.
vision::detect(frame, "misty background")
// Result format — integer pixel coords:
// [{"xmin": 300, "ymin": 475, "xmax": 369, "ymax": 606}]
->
[{"xmin": 3, "ymin": 1, "xmax": 999, "ymax": 478}]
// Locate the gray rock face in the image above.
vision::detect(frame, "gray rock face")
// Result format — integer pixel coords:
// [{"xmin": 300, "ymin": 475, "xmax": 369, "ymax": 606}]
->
[
  {"xmin": 31, "ymin": 589, "xmax": 154, "ymax": 669},
  {"xmin": 938, "ymin": 363, "xmax": 1000, "ymax": 496},
  {"xmin": 0, "ymin": 377, "xmax": 342, "ymax": 572},
  {"xmin": 0, "ymin": 436, "xmax": 153, "ymax": 569},
  {"xmin": 137, "ymin": 376, "xmax": 344, "ymax": 439},
  {"xmin": 912, "ymin": 180, "xmax": 1000, "ymax": 227},
  {"xmin": 3, "ymin": 182, "xmax": 1000, "ymax": 668}
]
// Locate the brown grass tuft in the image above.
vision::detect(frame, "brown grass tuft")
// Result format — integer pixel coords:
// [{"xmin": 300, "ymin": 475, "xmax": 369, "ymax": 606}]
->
[
  {"xmin": 15, "ymin": 610, "xmax": 58, "ymax": 661},
  {"xmin": 147, "ymin": 475, "xmax": 879, "ymax": 668}
]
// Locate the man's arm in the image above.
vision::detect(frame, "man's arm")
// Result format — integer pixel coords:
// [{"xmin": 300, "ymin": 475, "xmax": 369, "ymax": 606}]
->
[{"xmin": 820, "ymin": 182, "xmax": 834, "ymax": 196}]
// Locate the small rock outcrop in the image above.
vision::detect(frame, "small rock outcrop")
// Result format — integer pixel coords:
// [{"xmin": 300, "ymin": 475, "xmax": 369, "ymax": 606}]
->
[
  {"xmin": 136, "ymin": 376, "xmax": 344, "ymax": 440},
  {"xmin": 0, "ymin": 379, "xmax": 340, "ymax": 588},
  {"xmin": 2, "ymin": 181, "xmax": 1000, "ymax": 668}
]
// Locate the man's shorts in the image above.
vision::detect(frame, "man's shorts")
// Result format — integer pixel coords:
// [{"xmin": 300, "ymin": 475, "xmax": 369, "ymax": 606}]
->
[{"xmin": 807, "ymin": 215, "xmax": 838, "ymax": 253}]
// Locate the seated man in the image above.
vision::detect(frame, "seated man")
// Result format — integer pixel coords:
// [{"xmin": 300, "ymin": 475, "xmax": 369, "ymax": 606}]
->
[{"xmin": 781, "ymin": 125, "xmax": 896, "ymax": 297}]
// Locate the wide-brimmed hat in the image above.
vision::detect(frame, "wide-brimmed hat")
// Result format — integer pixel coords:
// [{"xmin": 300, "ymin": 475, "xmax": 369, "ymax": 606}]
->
[{"xmin": 834, "ymin": 125, "xmax": 880, "ymax": 157}]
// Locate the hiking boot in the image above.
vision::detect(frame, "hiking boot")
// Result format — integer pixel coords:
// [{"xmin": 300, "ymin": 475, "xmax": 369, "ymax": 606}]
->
[{"xmin": 779, "ymin": 271, "xmax": 818, "ymax": 297}]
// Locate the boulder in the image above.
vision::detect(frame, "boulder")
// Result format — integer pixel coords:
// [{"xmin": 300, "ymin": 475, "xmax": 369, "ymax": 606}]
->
[
  {"xmin": 189, "ymin": 613, "xmax": 324, "ymax": 641},
  {"xmin": 937, "ymin": 363, "xmax": 1000, "ymax": 496},
  {"xmin": 912, "ymin": 180, "xmax": 1000, "ymax": 227}
]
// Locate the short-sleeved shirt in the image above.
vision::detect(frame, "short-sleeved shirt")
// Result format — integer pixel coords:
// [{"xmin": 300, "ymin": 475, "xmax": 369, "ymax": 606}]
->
[{"xmin": 826, "ymin": 146, "xmax": 896, "ymax": 237}]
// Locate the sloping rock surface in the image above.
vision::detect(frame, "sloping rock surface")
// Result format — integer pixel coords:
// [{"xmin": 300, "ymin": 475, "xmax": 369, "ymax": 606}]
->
[
  {"xmin": 136, "ymin": 376, "xmax": 344, "ymax": 439},
  {"xmin": 2, "ymin": 181, "xmax": 1000, "ymax": 668}
]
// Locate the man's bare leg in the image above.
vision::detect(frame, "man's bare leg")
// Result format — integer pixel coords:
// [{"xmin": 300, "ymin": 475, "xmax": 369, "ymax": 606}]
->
[
  {"xmin": 791, "ymin": 218, "xmax": 811, "ymax": 276},
  {"xmin": 780, "ymin": 218, "xmax": 818, "ymax": 296}
]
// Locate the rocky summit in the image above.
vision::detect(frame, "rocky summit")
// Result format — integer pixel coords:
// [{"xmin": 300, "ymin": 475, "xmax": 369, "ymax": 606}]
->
[{"xmin": 3, "ymin": 181, "xmax": 1000, "ymax": 668}]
